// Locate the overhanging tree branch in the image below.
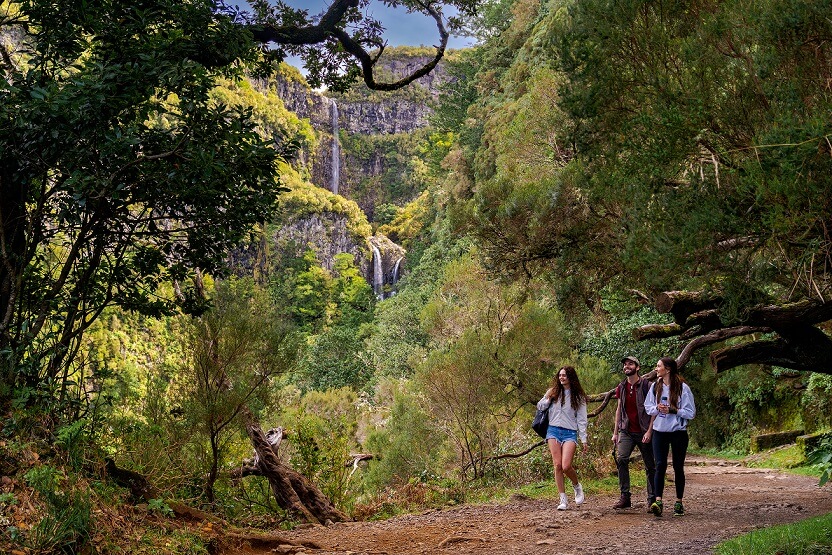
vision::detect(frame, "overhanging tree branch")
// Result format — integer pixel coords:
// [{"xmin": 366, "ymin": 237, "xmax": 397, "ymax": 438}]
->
[
  {"xmin": 248, "ymin": 0, "xmax": 449, "ymax": 91},
  {"xmin": 636, "ymin": 291, "xmax": 832, "ymax": 375}
]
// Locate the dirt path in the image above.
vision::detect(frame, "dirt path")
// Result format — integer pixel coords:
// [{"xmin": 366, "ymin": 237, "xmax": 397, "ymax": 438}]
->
[{"xmin": 253, "ymin": 458, "xmax": 832, "ymax": 555}]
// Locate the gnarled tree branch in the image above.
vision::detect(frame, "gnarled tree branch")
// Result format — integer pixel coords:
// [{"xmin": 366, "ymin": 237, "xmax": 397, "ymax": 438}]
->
[
  {"xmin": 711, "ymin": 324, "xmax": 832, "ymax": 373},
  {"xmin": 638, "ymin": 291, "xmax": 832, "ymax": 375},
  {"xmin": 248, "ymin": 0, "xmax": 449, "ymax": 91},
  {"xmin": 677, "ymin": 326, "xmax": 771, "ymax": 369}
]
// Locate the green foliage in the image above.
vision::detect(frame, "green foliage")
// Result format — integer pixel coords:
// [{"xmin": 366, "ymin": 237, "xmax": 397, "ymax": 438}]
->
[
  {"xmin": 23, "ymin": 465, "xmax": 91, "ymax": 553},
  {"xmin": 580, "ymin": 298, "xmax": 680, "ymax": 372},
  {"xmin": 274, "ymin": 62, "xmax": 308, "ymax": 86},
  {"xmin": 54, "ymin": 420, "xmax": 88, "ymax": 471},
  {"xmin": 804, "ymin": 374, "xmax": 832, "ymax": 431},
  {"xmin": 715, "ymin": 366, "xmax": 805, "ymax": 450},
  {"xmin": 363, "ymin": 381, "xmax": 447, "ymax": 491},
  {"xmin": 715, "ymin": 512, "xmax": 832, "ymax": 555},
  {"xmin": 556, "ymin": 0, "xmax": 832, "ymax": 303},
  {"xmin": 269, "ymin": 249, "xmax": 374, "ymax": 338},
  {"xmin": 410, "ymin": 251, "xmax": 581, "ymax": 478},
  {"xmin": 85, "ymin": 308, "xmax": 196, "ymax": 496},
  {"xmin": 339, "ymin": 129, "xmax": 434, "ymax": 214},
  {"xmin": 297, "ymin": 326, "xmax": 374, "ymax": 392},
  {"xmin": 281, "ymin": 388, "xmax": 363, "ymax": 508},
  {"xmin": 376, "ymin": 191, "xmax": 433, "ymax": 250},
  {"xmin": 148, "ymin": 498, "xmax": 175, "ymax": 517},
  {"xmin": 808, "ymin": 436, "xmax": 832, "ymax": 487},
  {"xmin": 331, "ymin": 253, "xmax": 376, "ymax": 329},
  {"xmin": 180, "ymin": 277, "xmax": 297, "ymax": 502},
  {"xmin": 211, "ymin": 76, "xmax": 316, "ymax": 156},
  {"xmin": 364, "ymin": 226, "xmax": 473, "ymax": 380},
  {"xmin": 270, "ymin": 249, "xmax": 336, "ymax": 332},
  {"xmin": 274, "ymin": 178, "xmax": 373, "ymax": 242},
  {"xmin": 373, "ymin": 204, "xmax": 402, "ymax": 227},
  {"xmin": 0, "ymin": 0, "xmax": 288, "ymax": 417}
]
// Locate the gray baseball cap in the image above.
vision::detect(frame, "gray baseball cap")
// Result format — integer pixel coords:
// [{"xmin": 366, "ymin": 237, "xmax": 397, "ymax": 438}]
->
[{"xmin": 621, "ymin": 355, "xmax": 640, "ymax": 366}]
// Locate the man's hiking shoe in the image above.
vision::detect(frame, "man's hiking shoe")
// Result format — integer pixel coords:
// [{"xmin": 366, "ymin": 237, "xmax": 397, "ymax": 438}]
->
[
  {"xmin": 574, "ymin": 482, "xmax": 585, "ymax": 506},
  {"xmin": 650, "ymin": 499, "xmax": 663, "ymax": 517},
  {"xmin": 646, "ymin": 497, "xmax": 656, "ymax": 513},
  {"xmin": 673, "ymin": 501, "xmax": 685, "ymax": 516},
  {"xmin": 613, "ymin": 493, "xmax": 631, "ymax": 509}
]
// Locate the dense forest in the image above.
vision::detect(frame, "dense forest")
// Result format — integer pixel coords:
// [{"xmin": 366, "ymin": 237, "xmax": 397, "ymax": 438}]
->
[{"xmin": 2, "ymin": 0, "xmax": 832, "ymax": 552}]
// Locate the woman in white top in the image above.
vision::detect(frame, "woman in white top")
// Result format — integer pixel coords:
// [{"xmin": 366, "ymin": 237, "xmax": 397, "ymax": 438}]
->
[
  {"xmin": 645, "ymin": 357, "xmax": 696, "ymax": 517},
  {"xmin": 537, "ymin": 365, "xmax": 589, "ymax": 510}
]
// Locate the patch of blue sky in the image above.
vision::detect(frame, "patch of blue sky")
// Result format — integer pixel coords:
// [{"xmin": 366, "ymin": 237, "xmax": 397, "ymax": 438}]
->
[{"xmin": 237, "ymin": 1, "xmax": 473, "ymax": 71}]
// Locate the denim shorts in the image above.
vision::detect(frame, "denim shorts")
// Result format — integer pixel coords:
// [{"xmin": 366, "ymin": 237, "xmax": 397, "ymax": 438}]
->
[{"xmin": 546, "ymin": 425, "xmax": 578, "ymax": 444}]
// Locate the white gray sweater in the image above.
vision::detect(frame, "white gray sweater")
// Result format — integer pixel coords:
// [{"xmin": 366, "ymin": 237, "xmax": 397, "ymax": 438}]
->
[{"xmin": 537, "ymin": 389, "xmax": 588, "ymax": 443}]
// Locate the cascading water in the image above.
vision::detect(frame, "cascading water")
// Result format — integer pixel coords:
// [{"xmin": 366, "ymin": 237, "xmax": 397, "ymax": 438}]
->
[
  {"xmin": 393, "ymin": 257, "xmax": 403, "ymax": 282},
  {"xmin": 372, "ymin": 245, "xmax": 384, "ymax": 299},
  {"xmin": 330, "ymin": 98, "xmax": 340, "ymax": 195},
  {"xmin": 390, "ymin": 256, "xmax": 404, "ymax": 297}
]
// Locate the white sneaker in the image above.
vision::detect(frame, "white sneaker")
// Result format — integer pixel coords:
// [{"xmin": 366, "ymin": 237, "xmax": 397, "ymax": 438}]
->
[
  {"xmin": 574, "ymin": 482, "xmax": 584, "ymax": 506},
  {"xmin": 557, "ymin": 493, "xmax": 568, "ymax": 510}
]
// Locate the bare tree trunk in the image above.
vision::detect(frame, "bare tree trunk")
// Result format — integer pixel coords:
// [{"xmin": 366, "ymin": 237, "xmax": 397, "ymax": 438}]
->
[
  {"xmin": 241, "ymin": 407, "xmax": 349, "ymax": 525},
  {"xmin": 206, "ymin": 434, "xmax": 219, "ymax": 504}
]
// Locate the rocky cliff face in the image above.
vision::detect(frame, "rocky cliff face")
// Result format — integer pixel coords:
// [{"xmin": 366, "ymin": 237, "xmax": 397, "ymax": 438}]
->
[
  {"xmin": 336, "ymin": 99, "xmax": 431, "ymax": 136},
  {"xmin": 266, "ymin": 52, "xmax": 450, "ymax": 211},
  {"xmin": 274, "ymin": 213, "xmax": 371, "ymax": 278},
  {"xmin": 259, "ymin": 50, "xmax": 450, "ymax": 287}
]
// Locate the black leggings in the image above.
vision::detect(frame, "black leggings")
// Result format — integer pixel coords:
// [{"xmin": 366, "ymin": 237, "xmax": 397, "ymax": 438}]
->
[{"xmin": 652, "ymin": 429, "xmax": 689, "ymax": 500}]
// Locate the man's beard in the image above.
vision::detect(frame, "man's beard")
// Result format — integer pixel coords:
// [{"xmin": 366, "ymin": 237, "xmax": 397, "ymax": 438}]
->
[{"xmin": 623, "ymin": 368, "xmax": 637, "ymax": 376}]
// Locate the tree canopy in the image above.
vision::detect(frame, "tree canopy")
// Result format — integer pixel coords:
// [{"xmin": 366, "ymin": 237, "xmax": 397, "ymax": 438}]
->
[
  {"xmin": 452, "ymin": 0, "xmax": 832, "ymax": 374},
  {"xmin": 244, "ymin": 0, "xmax": 478, "ymax": 91}
]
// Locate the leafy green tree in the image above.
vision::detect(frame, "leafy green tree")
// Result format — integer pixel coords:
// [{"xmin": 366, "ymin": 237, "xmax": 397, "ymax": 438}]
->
[
  {"xmin": 292, "ymin": 254, "xmax": 374, "ymax": 391},
  {"xmin": 181, "ymin": 277, "xmax": 297, "ymax": 503},
  {"xmin": 364, "ymin": 381, "xmax": 447, "ymax": 490},
  {"xmin": 554, "ymin": 0, "xmax": 832, "ymax": 372},
  {"xmin": 281, "ymin": 387, "xmax": 362, "ymax": 507},
  {"xmin": 0, "ymin": 0, "xmax": 286, "ymax": 413},
  {"xmin": 451, "ymin": 0, "xmax": 832, "ymax": 374},
  {"xmin": 415, "ymin": 252, "xmax": 574, "ymax": 478},
  {"xmin": 296, "ymin": 326, "xmax": 373, "ymax": 391},
  {"xmin": 246, "ymin": 0, "xmax": 480, "ymax": 91},
  {"xmin": 331, "ymin": 253, "xmax": 375, "ymax": 329}
]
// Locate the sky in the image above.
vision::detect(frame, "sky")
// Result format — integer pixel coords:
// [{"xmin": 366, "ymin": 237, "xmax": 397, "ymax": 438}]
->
[{"xmin": 278, "ymin": 0, "xmax": 474, "ymax": 68}]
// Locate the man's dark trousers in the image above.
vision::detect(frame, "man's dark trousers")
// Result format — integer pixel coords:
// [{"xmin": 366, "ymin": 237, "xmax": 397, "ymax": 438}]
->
[{"xmin": 616, "ymin": 430, "xmax": 656, "ymax": 500}]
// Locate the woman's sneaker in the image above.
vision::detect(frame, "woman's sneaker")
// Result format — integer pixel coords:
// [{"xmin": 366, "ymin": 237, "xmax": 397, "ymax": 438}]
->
[
  {"xmin": 650, "ymin": 499, "xmax": 663, "ymax": 517},
  {"xmin": 573, "ymin": 483, "xmax": 585, "ymax": 506},
  {"xmin": 673, "ymin": 501, "xmax": 685, "ymax": 516},
  {"xmin": 557, "ymin": 493, "xmax": 569, "ymax": 510}
]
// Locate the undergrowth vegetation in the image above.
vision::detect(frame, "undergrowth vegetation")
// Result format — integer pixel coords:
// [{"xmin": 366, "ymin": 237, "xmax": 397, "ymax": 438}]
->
[{"xmin": 715, "ymin": 513, "xmax": 832, "ymax": 555}]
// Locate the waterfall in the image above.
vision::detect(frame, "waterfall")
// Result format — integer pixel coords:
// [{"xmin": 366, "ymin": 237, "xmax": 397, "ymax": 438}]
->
[
  {"xmin": 392, "ymin": 257, "xmax": 403, "ymax": 283},
  {"xmin": 372, "ymin": 245, "xmax": 384, "ymax": 299},
  {"xmin": 330, "ymin": 98, "xmax": 340, "ymax": 195},
  {"xmin": 390, "ymin": 256, "xmax": 404, "ymax": 297}
]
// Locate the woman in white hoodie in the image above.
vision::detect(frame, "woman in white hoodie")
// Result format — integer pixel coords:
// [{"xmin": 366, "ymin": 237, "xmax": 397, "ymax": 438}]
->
[
  {"xmin": 537, "ymin": 365, "xmax": 589, "ymax": 510},
  {"xmin": 645, "ymin": 357, "xmax": 696, "ymax": 518}
]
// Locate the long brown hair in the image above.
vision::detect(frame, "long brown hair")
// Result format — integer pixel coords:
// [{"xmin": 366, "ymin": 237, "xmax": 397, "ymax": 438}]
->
[
  {"xmin": 548, "ymin": 366, "xmax": 588, "ymax": 411},
  {"xmin": 654, "ymin": 357, "xmax": 685, "ymax": 411}
]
